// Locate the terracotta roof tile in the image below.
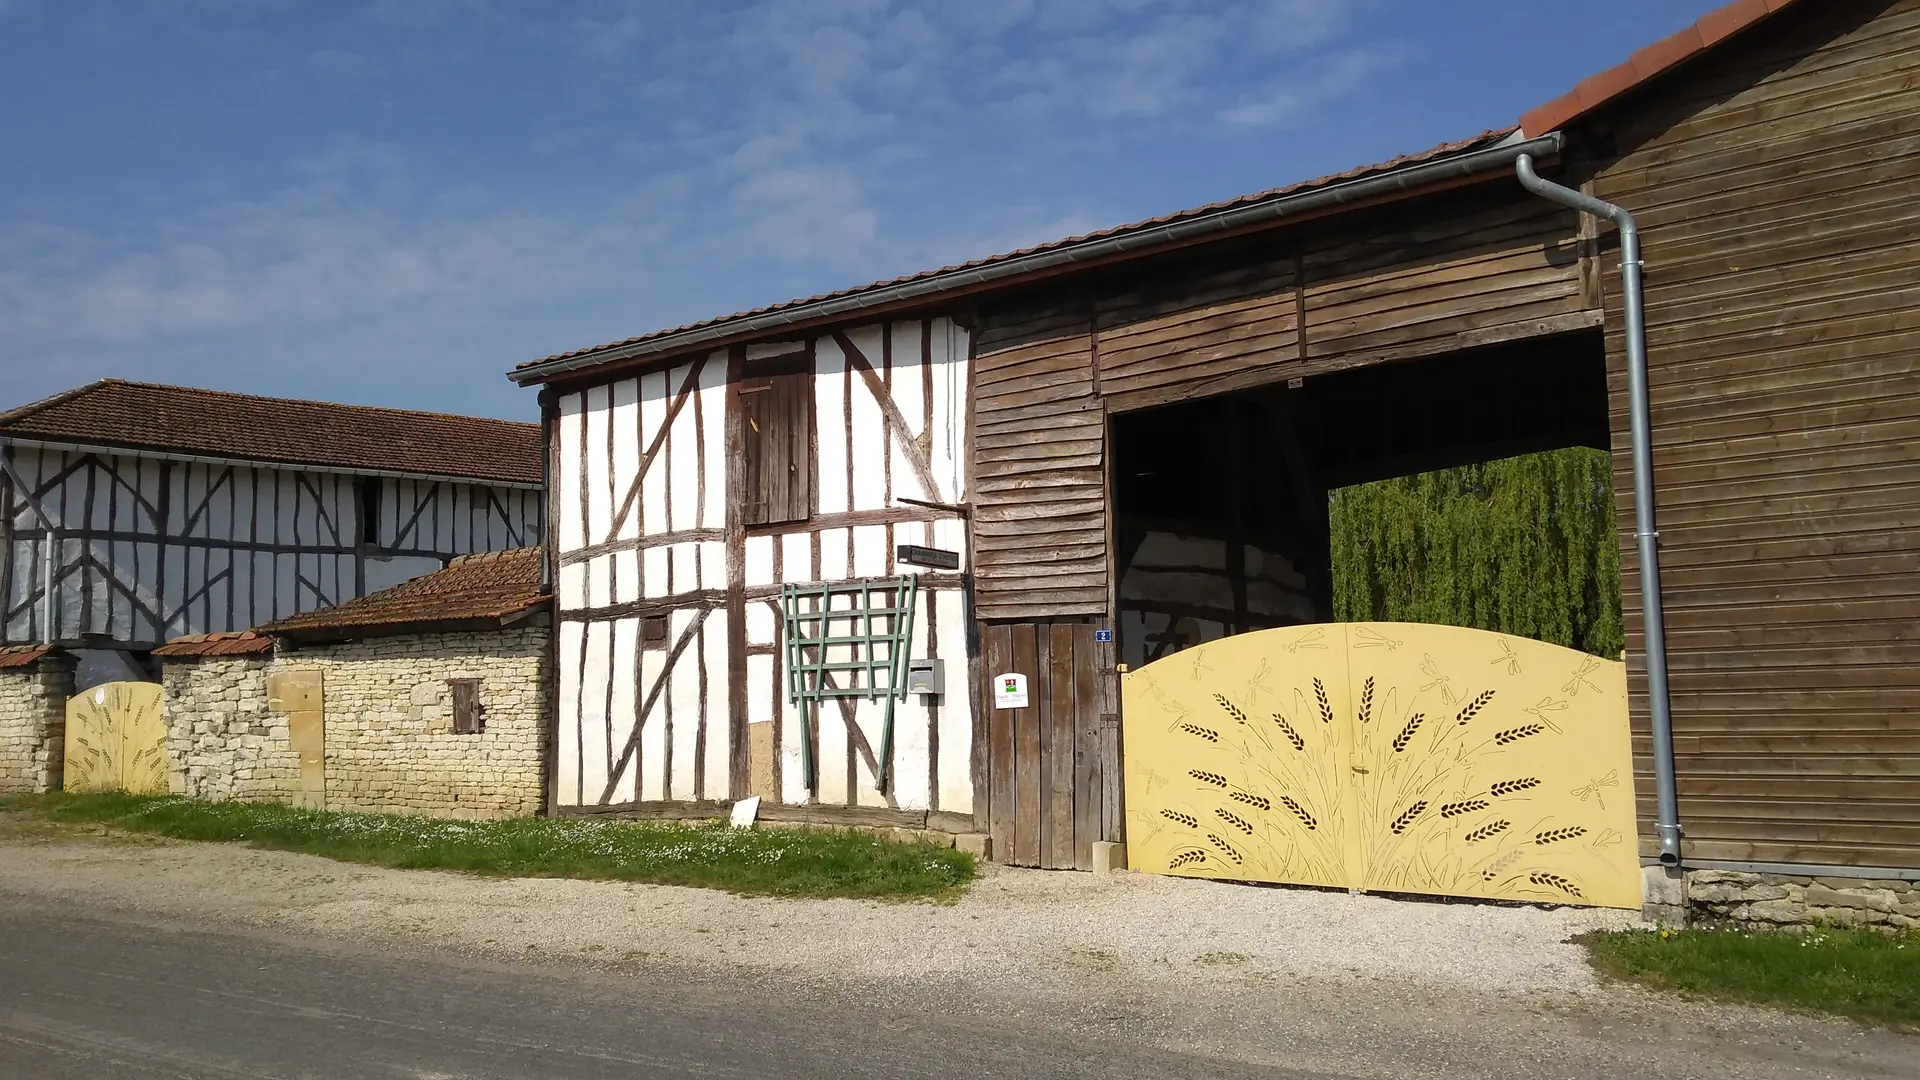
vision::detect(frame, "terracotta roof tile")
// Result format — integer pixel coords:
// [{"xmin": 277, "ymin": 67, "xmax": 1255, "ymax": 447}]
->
[
  {"xmin": 258, "ymin": 547, "xmax": 547, "ymax": 638},
  {"xmin": 152, "ymin": 632, "xmax": 277, "ymax": 659},
  {"xmin": 0, "ymin": 380, "xmax": 542, "ymax": 486},
  {"xmin": 0, "ymin": 644, "xmax": 56, "ymax": 669},
  {"xmin": 1520, "ymin": 0, "xmax": 1806, "ymax": 137},
  {"xmin": 515, "ymin": 129, "xmax": 1519, "ymax": 376}
]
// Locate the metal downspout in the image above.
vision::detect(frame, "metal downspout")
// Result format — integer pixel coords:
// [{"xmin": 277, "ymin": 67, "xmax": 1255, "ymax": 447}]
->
[
  {"xmin": 1515, "ymin": 154, "xmax": 1683, "ymax": 866},
  {"xmin": 42, "ymin": 526, "xmax": 55, "ymax": 645}
]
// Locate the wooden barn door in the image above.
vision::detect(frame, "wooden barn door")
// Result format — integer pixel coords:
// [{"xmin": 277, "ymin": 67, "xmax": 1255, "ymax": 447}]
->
[{"xmin": 980, "ymin": 623, "xmax": 1119, "ymax": 869}]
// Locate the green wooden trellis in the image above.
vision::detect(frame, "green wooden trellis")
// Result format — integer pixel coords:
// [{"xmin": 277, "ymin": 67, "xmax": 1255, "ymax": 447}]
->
[{"xmin": 781, "ymin": 576, "xmax": 918, "ymax": 793}]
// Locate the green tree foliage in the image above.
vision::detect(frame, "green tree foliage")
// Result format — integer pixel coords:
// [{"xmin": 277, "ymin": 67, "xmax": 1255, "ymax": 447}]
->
[{"xmin": 1328, "ymin": 448, "xmax": 1624, "ymax": 658}]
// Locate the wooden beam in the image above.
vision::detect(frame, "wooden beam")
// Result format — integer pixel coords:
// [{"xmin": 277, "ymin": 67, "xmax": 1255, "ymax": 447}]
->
[
  {"xmin": 605, "ymin": 361, "xmax": 706, "ymax": 542},
  {"xmin": 725, "ymin": 346, "xmax": 750, "ymax": 801},
  {"xmin": 599, "ymin": 606, "xmax": 712, "ymax": 805},
  {"xmin": 834, "ymin": 331, "xmax": 946, "ymax": 505},
  {"xmin": 559, "ymin": 528, "xmax": 726, "ymax": 566}
]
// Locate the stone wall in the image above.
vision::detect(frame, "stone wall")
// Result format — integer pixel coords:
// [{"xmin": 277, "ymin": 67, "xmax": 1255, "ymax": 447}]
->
[
  {"xmin": 164, "ymin": 657, "xmax": 296, "ymax": 803},
  {"xmin": 297, "ymin": 626, "xmax": 548, "ymax": 818},
  {"xmin": 162, "ymin": 625, "xmax": 548, "ymax": 819},
  {"xmin": 1646, "ymin": 867, "xmax": 1920, "ymax": 930},
  {"xmin": 1689, "ymin": 870, "xmax": 1920, "ymax": 930},
  {"xmin": 0, "ymin": 655, "xmax": 74, "ymax": 794}
]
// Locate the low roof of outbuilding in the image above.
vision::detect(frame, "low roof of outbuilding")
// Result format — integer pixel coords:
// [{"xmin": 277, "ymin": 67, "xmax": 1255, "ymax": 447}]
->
[
  {"xmin": 0, "ymin": 379, "xmax": 542, "ymax": 487},
  {"xmin": 255, "ymin": 548, "xmax": 548, "ymax": 641}
]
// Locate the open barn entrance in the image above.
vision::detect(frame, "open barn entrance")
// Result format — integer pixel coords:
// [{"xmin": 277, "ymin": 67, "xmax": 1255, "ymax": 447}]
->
[{"xmin": 1109, "ymin": 331, "xmax": 1612, "ymax": 670}]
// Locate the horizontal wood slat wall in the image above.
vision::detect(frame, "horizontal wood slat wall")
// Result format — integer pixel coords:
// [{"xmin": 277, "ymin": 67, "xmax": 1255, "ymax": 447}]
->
[
  {"xmin": 1588, "ymin": 0, "xmax": 1920, "ymax": 869},
  {"xmin": 971, "ymin": 298, "xmax": 1108, "ymax": 621}
]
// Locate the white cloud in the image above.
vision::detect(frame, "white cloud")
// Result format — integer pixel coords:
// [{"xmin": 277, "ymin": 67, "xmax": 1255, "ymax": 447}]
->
[
  {"xmin": 1218, "ymin": 46, "xmax": 1398, "ymax": 128},
  {"xmin": 0, "ymin": 0, "xmax": 1404, "ymax": 417}
]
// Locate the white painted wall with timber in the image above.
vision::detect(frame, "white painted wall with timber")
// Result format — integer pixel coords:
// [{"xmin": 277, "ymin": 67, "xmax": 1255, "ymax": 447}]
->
[
  {"xmin": 0, "ymin": 446, "xmax": 542, "ymax": 646},
  {"xmin": 552, "ymin": 317, "xmax": 975, "ymax": 815}
]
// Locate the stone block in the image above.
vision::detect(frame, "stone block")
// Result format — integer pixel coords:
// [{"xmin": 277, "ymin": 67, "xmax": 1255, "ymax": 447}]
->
[
  {"xmin": 1691, "ymin": 882, "xmax": 1786, "ymax": 904},
  {"xmin": 1737, "ymin": 900, "xmax": 1810, "ymax": 925},
  {"xmin": 954, "ymin": 833, "xmax": 991, "ymax": 860},
  {"xmin": 1810, "ymin": 906, "xmax": 1865, "ymax": 927},
  {"xmin": 1805, "ymin": 884, "xmax": 1898, "ymax": 912},
  {"xmin": 1644, "ymin": 866, "xmax": 1686, "ymax": 907},
  {"xmin": 1686, "ymin": 870, "xmax": 1761, "ymax": 887},
  {"xmin": 1643, "ymin": 903, "xmax": 1689, "ymax": 930},
  {"xmin": 1091, "ymin": 841, "xmax": 1127, "ymax": 875}
]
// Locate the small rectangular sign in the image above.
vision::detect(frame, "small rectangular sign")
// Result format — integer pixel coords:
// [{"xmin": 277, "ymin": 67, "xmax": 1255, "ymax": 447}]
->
[
  {"xmin": 993, "ymin": 672, "xmax": 1029, "ymax": 710},
  {"xmin": 896, "ymin": 544, "xmax": 960, "ymax": 570},
  {"xmin": 1095, "ymin": 628, "xmax": 1113, "ymax": 643}
]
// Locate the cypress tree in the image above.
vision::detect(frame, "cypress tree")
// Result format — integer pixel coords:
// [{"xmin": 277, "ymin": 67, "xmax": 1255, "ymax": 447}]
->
[{"xmin": 1328, "ymin": 447, "xmax": 1623, "ymax": 658}]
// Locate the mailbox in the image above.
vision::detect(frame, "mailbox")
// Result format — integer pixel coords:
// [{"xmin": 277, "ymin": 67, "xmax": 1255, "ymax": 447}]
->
[{"xmin": 906, "ymin": 659, "xmax": 944, "ymax": 697}]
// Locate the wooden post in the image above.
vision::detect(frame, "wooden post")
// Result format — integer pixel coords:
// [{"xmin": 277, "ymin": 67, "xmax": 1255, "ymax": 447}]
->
[{"xmin": 725, "ymin": 347, "xmax": 751, "ymax": 800}]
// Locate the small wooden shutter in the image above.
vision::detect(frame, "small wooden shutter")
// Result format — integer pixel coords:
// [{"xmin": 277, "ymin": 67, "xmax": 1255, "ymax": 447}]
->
[
  {"xmin": 449, "ymin": 679, "xmax": 482, "ymax": 734},
  {"xmin": 742, "ymin": 360, "xmax": 813, "ymax": 526}
]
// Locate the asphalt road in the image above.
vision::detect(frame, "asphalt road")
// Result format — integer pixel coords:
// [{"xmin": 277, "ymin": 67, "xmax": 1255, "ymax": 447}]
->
[{"xmin": 0, "ymin": 905, "xmax": 1310, "ymax": 1080}]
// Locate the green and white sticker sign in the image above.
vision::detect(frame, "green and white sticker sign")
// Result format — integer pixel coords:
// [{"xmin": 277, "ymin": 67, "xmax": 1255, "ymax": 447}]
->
[{"xmin": 993, "ymin": 672, "xmax": 1029, "ymax": 710}]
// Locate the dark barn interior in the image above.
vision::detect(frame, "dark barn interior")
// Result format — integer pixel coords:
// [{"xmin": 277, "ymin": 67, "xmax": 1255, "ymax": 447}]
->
[{"xmin": 1109, "ymin": 332, "xmax": 1611, "ymax": 666}]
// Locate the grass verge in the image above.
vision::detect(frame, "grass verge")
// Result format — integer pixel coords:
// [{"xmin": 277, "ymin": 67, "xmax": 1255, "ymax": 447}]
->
[
  {"xmin": 1581, "ymin": 925, "xmax": 1920, "ymax": 1028},
  {"xmin": 0, "ymin": 792, "xmax": 975, "ymax": 901}
]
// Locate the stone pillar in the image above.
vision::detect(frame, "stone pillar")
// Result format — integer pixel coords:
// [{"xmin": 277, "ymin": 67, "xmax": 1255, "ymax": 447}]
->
[{"xmin": 0, "ymin": 652, "xmax": 76, "ymax": 794}]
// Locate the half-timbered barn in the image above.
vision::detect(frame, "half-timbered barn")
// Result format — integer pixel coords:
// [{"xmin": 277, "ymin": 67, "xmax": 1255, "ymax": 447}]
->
[
  {"xmin": 0, "ymin": 380, "xmax": 543, "ymax": 683},
  {"xmin": 515, "ymin": 0, "xmax": 1920, "ymax": 909},
  {"xmin": 519, "ymin": 326, "xmax": 976, "ymax": 831}
]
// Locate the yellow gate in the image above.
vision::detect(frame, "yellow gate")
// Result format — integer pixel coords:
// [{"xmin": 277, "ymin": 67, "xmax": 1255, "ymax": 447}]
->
[
  {"xmin": 64, "ymin": 682, "xmax": 169, "ymax": 795},
  {"xmin": 1121, "ymin": 623, "xmax": 1640, "ymax": 909}
]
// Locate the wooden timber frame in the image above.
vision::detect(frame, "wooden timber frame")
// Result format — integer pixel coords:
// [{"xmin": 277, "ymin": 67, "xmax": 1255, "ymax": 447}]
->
[
  {"xmin": 520, "ymin": 0, "xmax": 1920, "ymax": 875},
  {"xmin": 0, "ymin": 442, "xmax": 542, "ymax": 650},
  {"xmin": 539, "ymin": 322, "xmax": 978, "ymax": 824}
]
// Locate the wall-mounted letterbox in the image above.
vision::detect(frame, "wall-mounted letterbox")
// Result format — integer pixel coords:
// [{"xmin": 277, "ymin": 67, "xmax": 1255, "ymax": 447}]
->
[{"xmin": 906, "ymin": 659, "xmax": 944, "ymax": 697}]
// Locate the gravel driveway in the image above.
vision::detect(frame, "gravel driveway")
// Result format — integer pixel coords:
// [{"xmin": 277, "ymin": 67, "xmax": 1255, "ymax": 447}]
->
[{"xmin": 2, "ymin": 819, "xmax": 1914, "ymax": 1079}]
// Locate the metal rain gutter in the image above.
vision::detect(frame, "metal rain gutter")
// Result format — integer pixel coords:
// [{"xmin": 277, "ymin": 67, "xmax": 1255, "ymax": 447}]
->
[
  {"xmin": 510, "ymin": 132, "xmax": 1567, "ymax": 385},
  {"xmin": 1515, "ymin": 153, "xmax": 1684, "ymax": 867}
]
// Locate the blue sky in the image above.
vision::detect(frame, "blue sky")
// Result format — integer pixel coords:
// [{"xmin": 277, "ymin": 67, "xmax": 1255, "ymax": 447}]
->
[{"xmin": 1, "ymin": 0, "xmax": 1727, "ymax": 421}]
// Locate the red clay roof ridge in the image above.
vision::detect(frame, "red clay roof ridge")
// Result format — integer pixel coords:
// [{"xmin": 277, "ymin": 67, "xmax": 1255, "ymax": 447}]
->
[
  {"xmin": 1519, "ymin": 0, "xmax": 1804, "ymax": 137},
  {"xmin": 1, "ymin": 378, "xmax": 538, "ymax": 432},
  {"xmin": 0, "ymin": 380, "xmax": 110, "ymax": 425}
]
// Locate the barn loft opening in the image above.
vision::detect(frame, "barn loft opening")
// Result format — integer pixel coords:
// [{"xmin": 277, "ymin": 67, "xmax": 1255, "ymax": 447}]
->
[{"xmin": 1109, "ymin": 331, "xmax": 1611, "ymax": 669}]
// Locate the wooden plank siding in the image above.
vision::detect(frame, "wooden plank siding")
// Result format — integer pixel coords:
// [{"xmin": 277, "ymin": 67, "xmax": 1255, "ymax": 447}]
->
[
  {"xmin": 1581, "ymin": 0, "xmax": 1920, "ymax": 869},
  {"xmin": 971, "ymin": 298, "xmax": 1109, "ymax": 621},
  {"xmin": 978, "ymin": 621, "xmax": 1106, "ymax": 868},
  {"xmin": 968, "ymin": 186, "xmax": 1588, "ymax": 623}
]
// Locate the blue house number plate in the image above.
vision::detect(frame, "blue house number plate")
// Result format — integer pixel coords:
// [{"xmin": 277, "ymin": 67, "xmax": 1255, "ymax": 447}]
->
[{"xmin": 1095, "ymin": 628, "xmax": 1113, "ymax": 643}]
